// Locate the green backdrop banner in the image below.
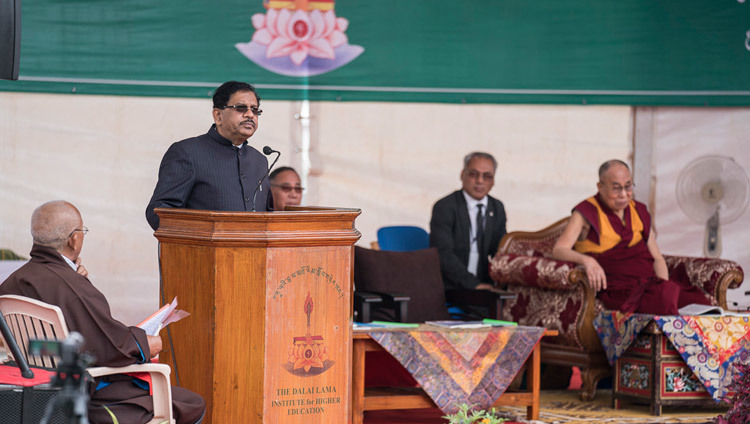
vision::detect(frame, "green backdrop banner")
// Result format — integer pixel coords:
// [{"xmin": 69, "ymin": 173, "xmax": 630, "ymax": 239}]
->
[{"xmin": 2, "ymin": 0, "xmax": 750, "ymax": 105}]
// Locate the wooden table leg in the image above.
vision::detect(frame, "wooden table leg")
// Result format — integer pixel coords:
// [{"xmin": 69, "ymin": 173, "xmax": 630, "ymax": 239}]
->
[
  {"xmin": 352, "ymin": 339, "xmax": 365, "ymax": 424},
  {"xmin": 526, "ymin": 342, "xmax": 541, "ymax": 420}
]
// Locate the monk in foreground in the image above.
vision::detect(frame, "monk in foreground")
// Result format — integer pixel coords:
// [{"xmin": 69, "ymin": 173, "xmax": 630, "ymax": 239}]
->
[
  {"xmin": 551, "ymin": 160, "xmax": 711, "ymax": 314},
  {"xmin": 0, "ymin": 200, "xmax": 205, "ymax": 423}
]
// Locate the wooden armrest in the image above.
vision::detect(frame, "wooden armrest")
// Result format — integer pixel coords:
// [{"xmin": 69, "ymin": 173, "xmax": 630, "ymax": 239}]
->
[
  {"xmin": 369, "ymin": 292, "xmax": 409, "ymax": 322},
  {"xmin": 353, "ymin": 291, "xmax": 409, "ymax": 322},
  {"xmin": 664, "ymin": 255, "xmax": 744, "ymax": 307},
  {"xmin": 372, "ymin": 292, "xmax": 410, "ymax": 304},
  {"xmin": 354, "ymin": 291, "xmax": 383, "ymax": 304}
]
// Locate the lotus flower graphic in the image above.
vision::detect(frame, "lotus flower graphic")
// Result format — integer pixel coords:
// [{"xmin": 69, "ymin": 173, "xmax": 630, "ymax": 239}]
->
[{"xmin": 236, "ymin": 0, "xmax": 364, "ymax": 77}]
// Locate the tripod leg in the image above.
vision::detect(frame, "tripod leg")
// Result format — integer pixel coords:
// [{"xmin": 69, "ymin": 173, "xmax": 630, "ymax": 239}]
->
[{"xmin": 39, "ymin": 393, "xmax": 65, "ymax": 424}]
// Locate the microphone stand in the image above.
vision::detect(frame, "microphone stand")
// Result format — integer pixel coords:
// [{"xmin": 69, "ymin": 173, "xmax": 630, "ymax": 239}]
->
[{"xmin": 251, "ymin": 147, "xmax": 281, "ymax": 212}]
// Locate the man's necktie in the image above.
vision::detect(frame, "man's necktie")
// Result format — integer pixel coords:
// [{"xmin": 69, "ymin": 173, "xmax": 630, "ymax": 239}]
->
[{"xmin": 475, "ymin": 204, "xmax": 485, "ymax": 245}]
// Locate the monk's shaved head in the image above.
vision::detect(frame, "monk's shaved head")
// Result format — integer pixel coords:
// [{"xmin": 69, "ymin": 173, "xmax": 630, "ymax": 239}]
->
[
  {"xmin": 31, "ymin": 201, "xmax": 82, "ymax": 250},
  {"xmin": 598, "ymin": 159, "xmax": 630, "ymax": 181}
]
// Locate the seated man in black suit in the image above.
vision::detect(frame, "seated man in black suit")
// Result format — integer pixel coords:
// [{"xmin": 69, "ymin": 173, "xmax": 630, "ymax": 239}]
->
[{"xmin": 430, "ymin": 152, "xmax": 507, "ymax": 290}]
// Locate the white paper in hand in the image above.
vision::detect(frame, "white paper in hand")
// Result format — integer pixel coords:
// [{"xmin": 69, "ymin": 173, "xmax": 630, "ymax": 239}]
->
[{"xmin": 138, "ymin": 297, "xmax": 188, "ymax": 336}]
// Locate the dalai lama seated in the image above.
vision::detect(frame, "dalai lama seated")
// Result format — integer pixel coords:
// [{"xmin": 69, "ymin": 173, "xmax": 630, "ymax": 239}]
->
[{"xmin": 550, "ymin": 159, "xmax": 711, "ymax": 315}]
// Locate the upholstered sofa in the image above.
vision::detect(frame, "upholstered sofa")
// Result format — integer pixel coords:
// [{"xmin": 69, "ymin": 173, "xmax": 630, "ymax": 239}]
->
[{"xmin": 488, "ymin": 217, "xmax": 745, "ymax": 401}]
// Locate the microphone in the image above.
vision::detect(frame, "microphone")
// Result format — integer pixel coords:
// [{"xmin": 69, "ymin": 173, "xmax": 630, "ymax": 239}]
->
[{"xmin": 252, "ymin": 146, "xmax": 281, "ymax": 212}]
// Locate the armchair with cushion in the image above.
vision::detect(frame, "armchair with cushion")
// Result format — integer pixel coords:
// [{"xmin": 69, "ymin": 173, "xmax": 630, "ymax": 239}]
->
[
  {"xmin": 488, "ymin": 217, "xmax": 745, "ymax": 401},
  {"xmin": 357, "ymin": 226, "xmax": 435, "ymax": 322},
  {"xmin": 353, "ymin": 246, "xmax": 451, "ymax": 323},
  {"xmin": 353, "ymin": 246, "xmax": 511, "ymax": 323}
]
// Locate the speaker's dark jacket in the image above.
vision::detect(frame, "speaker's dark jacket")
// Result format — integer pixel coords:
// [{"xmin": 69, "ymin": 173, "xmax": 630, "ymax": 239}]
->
[
  {"xmin": 429, "ymin": 190, "xmax": 507, "ymax": 289},
  {"xmin": 146, "ymin": 124, "xmax": 272, "ymax": 230}
]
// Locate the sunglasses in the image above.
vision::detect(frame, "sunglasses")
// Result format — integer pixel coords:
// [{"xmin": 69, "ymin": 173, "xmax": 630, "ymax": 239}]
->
[
  {"xmin": 220, "ymin": 104, "xmax": 263, "ymax": 116},
  {"xmin": 271, "ymin": 184, "xmax": 304, "ymax": 194}
]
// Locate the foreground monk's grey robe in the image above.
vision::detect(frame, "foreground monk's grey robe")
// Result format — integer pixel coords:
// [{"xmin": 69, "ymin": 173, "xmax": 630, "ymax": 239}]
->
[{"xmin": 0, "ymin": 244, "xmax": 205, "ymax": 424}]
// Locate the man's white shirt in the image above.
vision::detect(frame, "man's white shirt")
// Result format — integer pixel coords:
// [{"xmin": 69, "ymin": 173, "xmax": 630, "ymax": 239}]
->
[
  {"xmin": 61, "ymin": 253, "xmax": 78, "ymax": 271},
  {"xmin": 462, "ymin": 190, "xmax": 488, "ymax": 276}
]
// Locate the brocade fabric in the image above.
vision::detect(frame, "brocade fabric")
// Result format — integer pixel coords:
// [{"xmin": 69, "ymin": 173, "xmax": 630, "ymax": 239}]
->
[
  {"xmin": 656, "ymin": 315, "xmax": 750, "ymax": 400},
  {"xmin": 594, "ymin": 311, "xmax": 750, "ymax": 401},
  {"xmin": 593, "ymin": 310, "xmax": 653, "ymax": 365},
  {"xmin": 367, "ymin": 326, "xmax": 545, "ymax": 414}
]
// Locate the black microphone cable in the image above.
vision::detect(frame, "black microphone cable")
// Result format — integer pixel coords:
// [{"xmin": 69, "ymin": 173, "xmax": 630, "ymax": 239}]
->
[
  {"xmin": 157, "ymin": 241, "xmax": 180, "ymax": 387},
  {"xmin": 251, "ymin": 146, "xmax": 281, "ymax": 212}
]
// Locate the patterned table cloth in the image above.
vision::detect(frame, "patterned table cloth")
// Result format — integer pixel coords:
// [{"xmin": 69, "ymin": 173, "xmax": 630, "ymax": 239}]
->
[
  {"xmin": 594, "ymin": 311, "xmax": 750, "ymax": 400},
  {"xmin": 365, "ymin": 325, "xmax": 546, "ymax": 414},
  {"xmin": 594, "ymin": 311, "xmax": 654, "ymax": 366}
]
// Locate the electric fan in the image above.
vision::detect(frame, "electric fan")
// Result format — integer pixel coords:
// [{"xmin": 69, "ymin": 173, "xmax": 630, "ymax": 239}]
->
[{"xmin": 676, "ymin": 155, "xmax": 750, "ymax": 258}]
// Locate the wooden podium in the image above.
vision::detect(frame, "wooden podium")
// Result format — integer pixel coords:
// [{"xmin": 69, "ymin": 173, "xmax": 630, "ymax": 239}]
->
[{"xmin": 153, "ymin": 207, "xmax": 361, "ymax": 423}]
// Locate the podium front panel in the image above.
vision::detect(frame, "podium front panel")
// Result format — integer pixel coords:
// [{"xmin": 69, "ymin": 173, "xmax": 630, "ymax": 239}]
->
[
  {"xmin": 263, "ymin": 246, "xmax": 352, "ymax": 422},
  {"xmin": 154, "ymin": 207, "xmax": 360, "ymax": 423}
]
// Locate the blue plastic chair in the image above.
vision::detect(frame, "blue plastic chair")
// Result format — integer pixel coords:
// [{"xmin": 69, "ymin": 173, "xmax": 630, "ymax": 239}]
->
[{"xmin": 376, "ymin": 226, "xmax": 429, "ymax": 252}]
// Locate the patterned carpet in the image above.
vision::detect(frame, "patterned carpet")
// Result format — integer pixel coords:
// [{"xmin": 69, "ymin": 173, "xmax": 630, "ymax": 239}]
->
[
  {"xmin": 364, "ymin": 390, "xmax": 727, "ymax": 424},
  {"xmin": 498, "ymin": 390, "xmax": 726, "ymax": 424}
]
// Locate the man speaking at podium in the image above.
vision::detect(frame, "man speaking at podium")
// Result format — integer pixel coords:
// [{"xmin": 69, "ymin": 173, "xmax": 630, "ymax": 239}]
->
[{"xmin": 146, "ymin": 81, "xmax": 273, "ymax": 230}]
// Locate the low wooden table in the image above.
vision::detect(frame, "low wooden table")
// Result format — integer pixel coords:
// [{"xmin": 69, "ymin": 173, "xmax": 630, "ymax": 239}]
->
[
  {"xmin": 351, "ymin": 329, "xmax": 557, "ymax": 424},
  {"xmin": 613, "ymin": 321, "xmax": 725, "ymax": 416}
]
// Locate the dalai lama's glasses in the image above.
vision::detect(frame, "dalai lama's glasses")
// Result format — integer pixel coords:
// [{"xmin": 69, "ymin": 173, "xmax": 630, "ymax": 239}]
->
[
  {"xmin": 271, "ymin": 184, "xmax": 305, "ymax": 194},
  {"xmin": 68, "ymin": 227, "xmax": 89, "ymax": 237},
  {"xmin": 221, "ymin": 104, "xmax": 263, "ymax": 116},
  {"xmin": 603, "ymin": 183, "xmax": 635, "ymax": 194}
]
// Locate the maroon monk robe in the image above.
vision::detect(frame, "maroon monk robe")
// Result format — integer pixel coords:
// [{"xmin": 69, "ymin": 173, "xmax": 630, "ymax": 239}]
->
[
  {"xmin": 0, "ymin": 244, "xmax": 205, "ymax": 424},
  {"xmin": 574, "ymin": 194, "xmax": 711, "ymax": 314}
]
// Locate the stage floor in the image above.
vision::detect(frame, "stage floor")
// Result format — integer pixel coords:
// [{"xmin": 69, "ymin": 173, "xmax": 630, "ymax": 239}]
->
[{"xmin": 363, "ymin": 389, "xmax": 727, "ymax": 424}]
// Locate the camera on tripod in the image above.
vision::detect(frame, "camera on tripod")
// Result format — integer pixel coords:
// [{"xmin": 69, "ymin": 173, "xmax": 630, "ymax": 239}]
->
[{"xmin": 29, "ymin": 332, "xmax": 95, "ymax": 424}]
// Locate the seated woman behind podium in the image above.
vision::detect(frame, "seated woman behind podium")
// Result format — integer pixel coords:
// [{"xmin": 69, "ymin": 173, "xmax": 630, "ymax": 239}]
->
[{"xmin": 270, "ymin": 166, "xmax": 304, "ymax": 211}]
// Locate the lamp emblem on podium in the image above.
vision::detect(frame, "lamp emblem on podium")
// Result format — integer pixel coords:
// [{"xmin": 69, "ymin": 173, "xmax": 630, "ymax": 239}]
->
[{"xmin": 286, "ymin": 291, "xmax": 333, "ymax": 376}]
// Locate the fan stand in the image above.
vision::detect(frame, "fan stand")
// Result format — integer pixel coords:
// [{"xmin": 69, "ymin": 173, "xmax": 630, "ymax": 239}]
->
[
  {"xmin": 676, "ymin": 155, "xmax": 749, "ymax": 260},
  {"xmin": 703, "ymin": 208, "xmax": 721, "ymax": 258},
  {"xmin": 700, "ymin": 182, "xmax": 722, "ymax": 258}
]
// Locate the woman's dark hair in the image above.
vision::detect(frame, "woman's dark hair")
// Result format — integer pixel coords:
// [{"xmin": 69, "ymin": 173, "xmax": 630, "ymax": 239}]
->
[{"xmin": 270, "ymin": 166, "xmax": 299, "ymax": 183}]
